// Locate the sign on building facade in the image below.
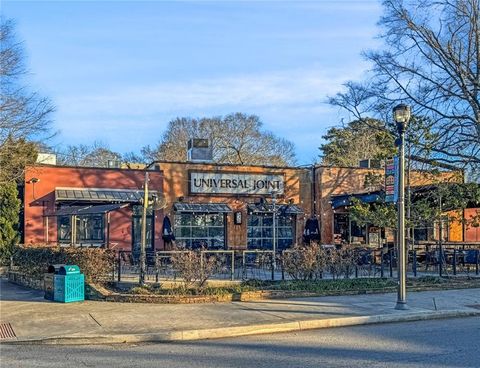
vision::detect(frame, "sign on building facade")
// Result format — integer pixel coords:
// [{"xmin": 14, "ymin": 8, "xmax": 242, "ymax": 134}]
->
[{"xmin": 190, "ymin": 172, "xmax": 285, "ymax": 196}]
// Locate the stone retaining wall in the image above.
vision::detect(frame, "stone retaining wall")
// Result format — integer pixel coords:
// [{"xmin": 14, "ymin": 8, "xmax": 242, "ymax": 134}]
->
[{"xmin": 8, "ymin": 271, "xmax": 44, "ymax": 290}]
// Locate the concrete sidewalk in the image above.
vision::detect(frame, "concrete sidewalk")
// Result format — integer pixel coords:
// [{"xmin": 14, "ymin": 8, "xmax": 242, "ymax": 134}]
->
[{"xmin": 1, "ymin": 278, "xmax": 479, "ymax": 345}]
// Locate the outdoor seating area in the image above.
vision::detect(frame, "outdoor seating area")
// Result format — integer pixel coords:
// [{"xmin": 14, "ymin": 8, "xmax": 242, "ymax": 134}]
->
[{"xmin": 113, "ymin": 244, "xmax": 480, "ymax": 284}]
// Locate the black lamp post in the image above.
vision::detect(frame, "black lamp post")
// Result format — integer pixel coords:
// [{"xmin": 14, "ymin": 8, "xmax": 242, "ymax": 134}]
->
[
  {"xmin": 393, "ymin": 103, "xmax": 411, "ymax": 310},
  {"xmin": 139, "ymin": 161, "xmax": 161, "ymax": 285}
]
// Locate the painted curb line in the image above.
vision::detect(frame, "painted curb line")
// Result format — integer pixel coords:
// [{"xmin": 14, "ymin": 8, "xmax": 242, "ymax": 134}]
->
[{"xmin": 3, "ymin": 309, "xmax": 480, "ymax": 345}]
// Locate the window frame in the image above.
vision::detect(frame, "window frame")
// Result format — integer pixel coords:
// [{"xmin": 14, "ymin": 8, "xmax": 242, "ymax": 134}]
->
[{"xmin": 174, "ymin": 212, "xmax": 226, "ymax": 250}]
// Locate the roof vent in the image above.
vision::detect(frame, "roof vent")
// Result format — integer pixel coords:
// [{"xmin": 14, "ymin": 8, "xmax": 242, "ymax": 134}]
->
[{"xmin": 187, "ymin": 139, "xmax": 213, "ymax": 162}]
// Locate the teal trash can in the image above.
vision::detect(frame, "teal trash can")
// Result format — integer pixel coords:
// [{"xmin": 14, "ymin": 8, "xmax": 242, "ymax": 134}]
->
[
  {"xmin": 53, "ymin": 265, "xmax": 85, "ymax": 303},
  {"xmin": 44, "ymin": 264, "xmax": 63, "ymax": 300}
]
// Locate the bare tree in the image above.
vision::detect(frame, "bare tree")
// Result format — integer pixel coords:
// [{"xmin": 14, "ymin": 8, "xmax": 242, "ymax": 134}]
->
[
  {"xmin": 0, "ymin": 19, "xmax": 53, "ymax": 146},
  {"xmin": 329, "ymin": 0, "xmax": 480, "ymax": 176},
  {"xmin": 137, "ymin": 113, "xmax": 297, "ymax": 166},
  {"xmin": 0, "ymin": 19, "xmax": 54, "ymax": 183},
  {"xmin": 56, "ymin": 141, "xmax": 122, "ymax": 168}
]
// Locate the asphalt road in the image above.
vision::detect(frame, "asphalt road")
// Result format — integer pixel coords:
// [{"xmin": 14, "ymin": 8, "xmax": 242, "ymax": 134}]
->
[{"xmin": 1, "ymin": 317, "xmax": 479, "ymax": 368}]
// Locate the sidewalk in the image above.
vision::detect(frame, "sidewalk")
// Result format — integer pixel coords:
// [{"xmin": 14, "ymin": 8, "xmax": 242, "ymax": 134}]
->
[{"xmin": 1, "ymin": 278, "xmax": 479, "ymax": 345}]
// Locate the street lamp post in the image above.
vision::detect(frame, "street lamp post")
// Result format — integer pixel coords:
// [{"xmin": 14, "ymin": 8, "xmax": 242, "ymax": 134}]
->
[
  {"xmin": 393, "ymin": 103, "xmax": 411, "ymax": 310},
  {"xmin": 139, "ymin": 161, "xmax": 161, "ymax": 286},
  {"xmin": 139, "ymin": 170, "xmax": 149, "ymax": 286},
  {"xmin": 271, "ymin": 190, "xmax": 278, "ymax": 281}
]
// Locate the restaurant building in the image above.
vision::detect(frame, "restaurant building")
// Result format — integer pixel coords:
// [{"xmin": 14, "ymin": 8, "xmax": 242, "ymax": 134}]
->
[{"xmin": 22, "ymin": 153, "xmax": 479, "ymax": 252}]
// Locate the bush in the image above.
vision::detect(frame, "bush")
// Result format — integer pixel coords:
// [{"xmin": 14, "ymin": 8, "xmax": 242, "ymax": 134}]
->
[
  {"xmin": 11, "ymin": 245, "xmax": 115, "ymax": 283},
  {"xmin": 282, "ymin": 243, "xmax": 327, "ymax": 280},
  {"xmin": 282, "ymin": 243, "xmax": 359, "ymax": 280},
  {"xmin": 170, "ymin": 249, "xmax": 219, "ymax": 291}
]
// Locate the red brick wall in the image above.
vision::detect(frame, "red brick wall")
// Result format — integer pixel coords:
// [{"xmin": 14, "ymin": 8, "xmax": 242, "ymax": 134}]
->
[
  {"xmin": 23, "ymin": 165, "xmax": 163, "ymax": 251},
  {"xmin": 315, "ymin": 166, "xmax": 383, "ymax": 244},
  {"xmin": 464, "ymin": 208, "xmax": 480, "ymax": 242}
]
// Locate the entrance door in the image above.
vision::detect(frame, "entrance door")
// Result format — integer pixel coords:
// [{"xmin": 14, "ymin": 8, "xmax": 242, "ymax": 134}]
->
[{"xmin": 132, "ymin": 206, "xmax": 154, "ymax": 259}]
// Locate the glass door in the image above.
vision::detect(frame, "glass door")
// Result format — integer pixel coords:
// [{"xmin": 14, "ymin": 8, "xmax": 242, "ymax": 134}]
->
[{"xmin": 132, "ymin": 206, "xmax": 154, "ymax": 259}]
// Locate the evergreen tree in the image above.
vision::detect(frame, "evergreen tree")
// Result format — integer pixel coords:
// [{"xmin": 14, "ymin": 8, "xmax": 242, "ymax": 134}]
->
[{"xmin": 0, "ymin": 182, "xmax": 20, "ymax": 264}]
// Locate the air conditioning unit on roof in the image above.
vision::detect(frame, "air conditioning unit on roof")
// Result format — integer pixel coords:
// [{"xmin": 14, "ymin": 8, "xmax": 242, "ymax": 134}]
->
[{"xmin": 187, "ymin": 139, "xmax": 213, "ymax": 162}]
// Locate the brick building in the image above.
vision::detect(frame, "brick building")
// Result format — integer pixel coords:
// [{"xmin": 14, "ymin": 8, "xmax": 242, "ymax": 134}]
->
[
  {"xmin": 23, "ymin": 165, "xmax": 163, "ymax": 252},
  {"xmin": 22, "ymin": 161, "xmax": 479, "ymax": 252}
]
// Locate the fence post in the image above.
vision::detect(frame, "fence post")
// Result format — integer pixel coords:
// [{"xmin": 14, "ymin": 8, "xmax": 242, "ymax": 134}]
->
[
  {"xmin": 271, "ymin": 251, "xmax": 275, "ymax": 281},
  {"xmin": 242, "ymin": 251, "xmax": 246, "ymax": 280},
  {"xmin": 155, "ymin": 253, "xmax": 159, "ymax": 283},
  {"xmin": 413, "ymin": 250, "xmax": 417, "ymax": 277},
  {"xmin": 438, "ymin": 247, "xmax": 443, "ymax": 277},
  {"xmin": 389, "ymin": 249, "xmax": 393, "ymax": 278},
  {"xmin": 476, "ymin": 250, "xmax": 479, "ymax": 276},
  {"xmin": 453, "ymin": 248, "xmax": 457, "ymax": 276},
  {"xmin": 231, "ymin": 251, "xmax": 235, "ymax": 281},
  {"xmin": 380, "ymin": 248, "xmax": 384, "ymax": 278},
  {"xmin": 117, "ymin": 251, "xmax": 121, "ymax": 283}
]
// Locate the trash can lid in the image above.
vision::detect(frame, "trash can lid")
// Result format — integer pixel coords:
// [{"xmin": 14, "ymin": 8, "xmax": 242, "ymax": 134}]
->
[
  {"xmin": 47, "ymin": 264, "xmax": 65, "ymax": 273},
  {"xmin": 58, "ymin": 265, "xmax": 81, "ymax": 275}
]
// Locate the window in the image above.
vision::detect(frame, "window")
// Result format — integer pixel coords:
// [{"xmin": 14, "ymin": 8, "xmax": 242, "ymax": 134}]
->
[
  {"xmin": 247, "ymin": 214, "xmax": 295, "ymax": 251},
  {"xmin": 58, "ymin": 216, "xmax": 71, "ymax": 242},
  {"xmin": 174, "ymin": 213, "xmax": 225, "ymax": 249},
  {"xmin": 57, "ymin": 214, "xmax": 105, "ymax": 244},
  {"xmin": 76, "ymin": 214, "xmax": 105, "ymax": 242}
]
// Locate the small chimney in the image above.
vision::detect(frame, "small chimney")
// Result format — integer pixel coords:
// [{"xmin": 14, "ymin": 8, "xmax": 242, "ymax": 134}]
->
[{"xmin": 187, "ymin": 139, "xmax": 213, "ymax": 162}]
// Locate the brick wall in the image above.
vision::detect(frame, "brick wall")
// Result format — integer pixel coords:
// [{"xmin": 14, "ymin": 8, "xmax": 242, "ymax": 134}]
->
[
  {"xmin": 23, "ymin": 165, "xmax": 163, "ymax": 250},
  {"xmin": 158, "ymin": 162, "xmax": 313, "ymax": 249}
]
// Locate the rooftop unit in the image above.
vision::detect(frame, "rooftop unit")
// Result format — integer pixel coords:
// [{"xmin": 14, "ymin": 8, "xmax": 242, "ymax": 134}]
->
[{"xmin": 187, "ymin": 138, "xmax": 213, "ymax": 162}]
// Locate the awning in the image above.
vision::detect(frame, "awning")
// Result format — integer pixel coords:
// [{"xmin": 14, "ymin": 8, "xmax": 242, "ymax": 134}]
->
[
  {"xmin": 331, "ymin": 192, "xmax": 382, "ymax": 209},
  {"xmin": 247, "ymin": 203, "xmax": 304, "ymax": 215},
  {"xmin": 45, "ymin": 203, "xmax": 128, "ymax": 217},
  {"xmin": 55, "ymin": 187, "xmax": 155, "ymax": 203},
  {"xmin": 173, "ymin": 203, "xmax": 232, "ymax": 213}
]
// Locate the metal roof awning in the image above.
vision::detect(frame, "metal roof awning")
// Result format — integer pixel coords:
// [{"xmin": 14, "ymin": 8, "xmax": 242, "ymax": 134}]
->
[
  {"xmin": 55, "ymin": 187, "xmax": 154, "ymax": 203},
  {"xmin": 173, "ymin": 203, "xmax": 232, "ymax": 213},
  {"xmin": 331, "ymin": 192, "xmax": 382, "ymax": 209},
  {"xmin": 45, "ymin": 203, "xmax": 129, "ymax": 217},
  {"xmin": 247, "ymin": 203, "xmax": 304, "ymax": 215}
]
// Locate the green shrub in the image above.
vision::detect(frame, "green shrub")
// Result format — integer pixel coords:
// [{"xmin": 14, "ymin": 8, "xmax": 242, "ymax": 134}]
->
[
  {"xmin": 0, "ymin": 183, "xmax": 21, "ymax": 265},
  {"xmin": 12, "ymin": 245, "xmax": 115, "ymax": 283}
]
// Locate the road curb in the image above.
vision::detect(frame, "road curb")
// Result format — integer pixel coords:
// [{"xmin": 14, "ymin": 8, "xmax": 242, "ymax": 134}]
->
[{"xmin": 4, "ymin": 309, "xmax": 480, "ymax": 345}]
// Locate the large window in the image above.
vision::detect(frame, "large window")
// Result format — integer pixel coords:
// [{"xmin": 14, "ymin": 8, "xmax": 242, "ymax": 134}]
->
[
  {"xmin": 57, "ymin": 214, "xmax": 105, "ymax": 244},
  {"xmin": 247, "ymin": 214, "xmax": 295, "ymax": 251},
  {"xmin": 174, "ymin": 213, "xmax": 225, "ymax": 249}
]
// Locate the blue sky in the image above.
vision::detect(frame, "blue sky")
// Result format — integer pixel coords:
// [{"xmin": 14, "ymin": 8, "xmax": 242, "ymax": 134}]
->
[{"xmin": 3, "ymin": 0, "xmax": 382, "ymax": 164}]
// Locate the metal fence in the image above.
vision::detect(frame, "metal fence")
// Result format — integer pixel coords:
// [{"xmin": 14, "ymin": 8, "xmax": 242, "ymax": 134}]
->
[{"xmin": 113, "ymin": 244, "xmax": 480, "ymax": 283}]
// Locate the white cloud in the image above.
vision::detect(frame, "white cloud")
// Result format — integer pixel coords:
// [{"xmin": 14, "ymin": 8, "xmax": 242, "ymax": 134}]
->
[{"xmin": 57, "ymin": 65, "xmax": 367, "ymax": 118}]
